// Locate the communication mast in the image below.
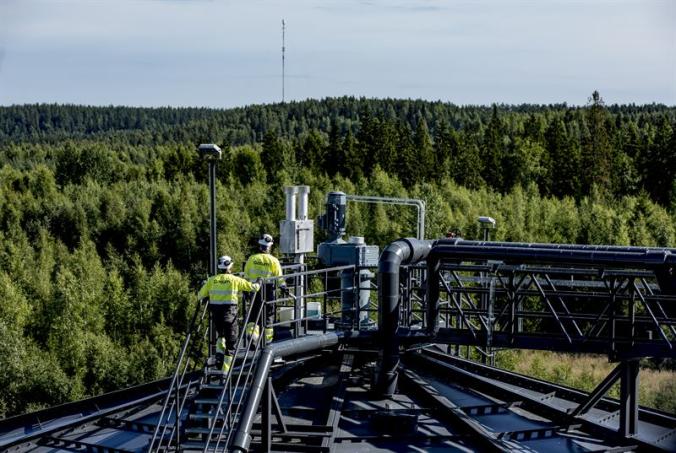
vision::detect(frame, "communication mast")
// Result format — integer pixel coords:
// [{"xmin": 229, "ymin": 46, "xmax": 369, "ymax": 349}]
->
[{"xmin": 282, "ymin": 19, "xmax": 286, "ymax": 103}]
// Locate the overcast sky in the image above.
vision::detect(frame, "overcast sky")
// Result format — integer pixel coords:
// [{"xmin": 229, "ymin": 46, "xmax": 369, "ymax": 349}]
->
[{"xmin": 0, "ymin": 0, "xmax": 674, "ymax": 108}]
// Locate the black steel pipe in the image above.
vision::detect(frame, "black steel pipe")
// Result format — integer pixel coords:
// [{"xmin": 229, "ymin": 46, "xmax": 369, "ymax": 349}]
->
[
  {"xmin": 231, "ymin": 332, "xmax": 341, "ymax": 452},
  {"xmin": 376, "ymin": 238, "xmax": 433, "ymax": 396},
  {"xmin": 430, "ymin": 244, "xmax": 673, "ymax": 267},
  {"xmin": 435, "ymin": 238, "xmax": 676, "ymax": 255}
]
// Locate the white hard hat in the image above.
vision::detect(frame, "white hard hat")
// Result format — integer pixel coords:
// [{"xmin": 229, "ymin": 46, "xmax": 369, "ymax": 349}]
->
[
  {"xmin": 258, "ymin": 233, "xmax": 274, "ymax": 248},
  {"xmin": 217, "ymin": 255, "xmax": 233, "ymax": 270}
]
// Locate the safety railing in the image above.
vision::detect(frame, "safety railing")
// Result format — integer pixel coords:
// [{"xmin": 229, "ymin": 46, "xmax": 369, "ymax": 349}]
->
[
  {"xmin": 204, "ymin": 285, "xmax": 268, "ymax": 452},
  {"xmin": 272, "ymin": 264, "xmax": 356, "ymax": 334},
  {"xmin": 151, "ymin": 264, "xmax": 376, "ymax": 452},
  {"xmin": 205, "ymin": 265, "xmax": 357, "ymax": 452},
  {"xmin": 149, "ymin": 297, "xmax": 211, "ymax": 451}
]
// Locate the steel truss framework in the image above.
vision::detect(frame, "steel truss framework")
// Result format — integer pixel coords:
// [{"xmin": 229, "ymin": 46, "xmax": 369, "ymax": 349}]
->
[
  {"xmin": 419, "ymin": 262, "xmax": 675, "ymax": 359},
  {"xmin": 392, "ymin": 243, "xmax": 676, "ymax": 442}
]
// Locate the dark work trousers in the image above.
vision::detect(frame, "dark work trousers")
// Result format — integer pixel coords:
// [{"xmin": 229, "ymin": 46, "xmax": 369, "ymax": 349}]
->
[
  {"xmin": 210, "ymin": 304, "xmax": 239, "ymax": 355},
  {"xmin": 249, "ymin": 283, "xmax": 276, "ymax": 330}
]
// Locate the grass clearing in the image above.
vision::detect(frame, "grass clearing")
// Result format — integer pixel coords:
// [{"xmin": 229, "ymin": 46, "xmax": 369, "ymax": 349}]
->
[{"xmin": 496, "ymin": 350, "xmax": 676, "ymax": 414}]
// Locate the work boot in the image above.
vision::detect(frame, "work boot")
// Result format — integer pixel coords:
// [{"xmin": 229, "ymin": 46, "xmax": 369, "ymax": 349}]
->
[
  {"xmin": 215, "ymin": 352, "xmax": 224, "ymax": 370},
  {"xmin": 214, "ymin": 337, "xmax": 227, "ymax": 369},
  {"xmin": 245, "ymin": 323, "xmax": 260, "ymax": 343},
  {"xmin": 222, "ymin": 355, "xmax": 233, "ymax": 373},
  {"xmin": 215, "ymin": 337, "xmax": 227, "ymax": 354},
  {"xmin": 264, "ymin": 327, "xmax": 274, "ymax": 343}
]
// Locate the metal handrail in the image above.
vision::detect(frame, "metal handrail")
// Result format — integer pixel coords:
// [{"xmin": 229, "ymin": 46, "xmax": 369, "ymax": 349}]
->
[
  {"xmin": 153, "ymin": 304, "xmax": 210, "ymax": 451},
  {"xmin": 220, "ymin": 309, "xmax": 267, "ymax": 450},
  {"xmin": 207, "ymin": 265, "xmax": 362, "ymax": 451},
  {"xmin": 161, "ymin": 312, "xmax": 212, "ymax": 448},
  {"xmin": 143, "ymin": 264, "xmax": 365, "ymax": 451},
  {"xmin": 346, "ymin": 194, "xmax": 425, "ymax": 240},
  {"xmin": 203, "ymin": 286, "xmax": 265, "ymax": 452},
  {"xmin": 149, "ymin": 298, "xmax": 210, "ymax": 451},
  {"xmin": 281, "ymin": 264, "xmax": 355, "ymax": 280}
]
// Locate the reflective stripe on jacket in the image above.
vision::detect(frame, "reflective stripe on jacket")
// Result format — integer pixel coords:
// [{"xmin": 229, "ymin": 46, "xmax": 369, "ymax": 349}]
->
[
  {"xmin": 244, "ymin": 253, "xmax": 284, "ymax": 285},
  {"xmin": 198, "ymin": 273, "xmax": 260, "ymax": 305}
]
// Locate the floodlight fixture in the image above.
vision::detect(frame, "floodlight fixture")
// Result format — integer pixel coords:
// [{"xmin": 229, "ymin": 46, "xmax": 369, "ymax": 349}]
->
[
  {"xmin": 478, "ymin": 216, "xmax": 496, "ymax": 228},
  {"xmin": 198, "ymin": 143, "xmax": 222, "ymax": 160}
]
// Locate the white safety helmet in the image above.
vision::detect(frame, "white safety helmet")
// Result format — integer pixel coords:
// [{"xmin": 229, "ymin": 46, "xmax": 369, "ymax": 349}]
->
[
  {"xmin": 258, "ymin": 233, "xmax": 274, "ymax": 248},
  {"xmin": 217, "ymin": 255, "xmax": 233, "ymax": 271}
]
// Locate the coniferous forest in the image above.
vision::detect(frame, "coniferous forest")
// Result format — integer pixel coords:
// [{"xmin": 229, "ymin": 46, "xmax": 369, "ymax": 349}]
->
[{"xmin": 0, "ymin": 95, "xmax": 675, "ymax": 416}]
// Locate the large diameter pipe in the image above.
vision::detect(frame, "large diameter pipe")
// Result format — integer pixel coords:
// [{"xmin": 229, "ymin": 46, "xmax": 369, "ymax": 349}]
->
[
  {"xmin": 284, "ymin": 186, "xmax": 298, "ymax": 221},
  {"xmin": 297, "ymin": 185, "xmax": 310, "ymax": 220},
  {"xmin": 376, "ymin": 238, "xmax": 433, "ymax": 396},
  {"xmin": 231, "ymin": 333, "xmax": 341, "ymax": 452},
  {"xmin": 430, "ymin": 244, "xmax": 672, "ymax": 267},
  {"xmin": 435, "ymin": 238, "xmax": 676, "ymax": 255}
]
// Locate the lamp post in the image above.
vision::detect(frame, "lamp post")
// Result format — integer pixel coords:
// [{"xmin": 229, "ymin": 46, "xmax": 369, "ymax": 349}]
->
[
  {"xmin": 478, "ymin": 216, "xmax": 496, "ymax": 241},
  {"xmin": 198, "ymin": 144, "xmax": 222, "ymax": 367},
  {"xmin": 198, "ymin": 144, "xmax": 222, "ymax": 276}
]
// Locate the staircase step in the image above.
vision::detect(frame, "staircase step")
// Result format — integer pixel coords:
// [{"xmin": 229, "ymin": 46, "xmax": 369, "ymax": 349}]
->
[
  {"xmin": 194, "ymin": 397, "xmax": 230, "ymax": 405},
  {"xmin": 190, "ymin": 412, "xmax": 215, "ymax": 421},
  {"xmin": 201, "ymin": 382, "xmax": 232, "ymax": 390},
  {"xmin": 188, "ymin": 411, "xmax": 233, "ymax": 422},
  {"xmin": 184, "ymin": 426, "xmax": 230, "ymax": 435},
  {"xmin": 180, "ymin": 440, "xmax": 219, "ymax": 451}
]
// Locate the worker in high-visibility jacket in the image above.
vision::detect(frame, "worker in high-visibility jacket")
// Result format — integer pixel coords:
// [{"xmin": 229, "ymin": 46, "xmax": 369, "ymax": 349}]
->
[
  {"xmin": 198, "ymin": 255, "xmax": 260, "ymax": 373},
  {"xmin": 244, "ymin": 234, "xmax": 287, "ymax": 343}
]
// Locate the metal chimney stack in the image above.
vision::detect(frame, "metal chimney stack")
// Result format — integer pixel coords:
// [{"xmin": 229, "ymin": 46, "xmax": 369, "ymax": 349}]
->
[{"xmin": 280, "ymin": 186, "xmax": 314, "ymax": 337}]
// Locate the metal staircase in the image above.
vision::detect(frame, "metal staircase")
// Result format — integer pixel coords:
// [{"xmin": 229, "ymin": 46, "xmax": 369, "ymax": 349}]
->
[
  {"xmin": 180, "ymin": 293, "xmax": 268, "ymax": 452},
  {"xmin": 148, "ymin": 297, "xmax": 210, "ymax": 452},
  {"xmin": 148, "ymin": 286, "xmax": 272, "ymax": 452}
]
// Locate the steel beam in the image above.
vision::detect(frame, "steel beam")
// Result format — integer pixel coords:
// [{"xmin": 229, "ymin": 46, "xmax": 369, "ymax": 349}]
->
[
  {"xmin": 0, "ymin": 375, "xmax": 195, "ymax": 451},
  {"xmin": 96, "ymin": 417, "xmax": 158, "ymax": 434},
  {"xmin": 39, "ymin": 435, "xmax": 135, "ymax": 453},
  {"xmin": 570, "ymin": 363, "xmax": 623, "ymax": 417},
  {"xmin": 619, "ymin": 360, "xmax": 640, "ymax": 438},
  {"xmin": 249, "ymin": 441, "xmax": 329, "ymax": 452},
  {"xmin": 431, "ymin": 329, "xmax": 676, "ymax": 359},
  {"xmin": 321, "ymin": 353, "xmax": 353, "ymax": 449},
  {"xmin": 407, "ymin": 349, "xmax": 669, "ymax": 450},
  {"xmin": 398, "ymin": 367, "xmax": 512, "ymax": 452},
  {"xmin": 497, "ymin": 425, "xmax": 566, "ymax": 441},
  {"xmin": 419, "ymin": 348, "xmax": 676, "ymax": 428},
  {"xmin": 262, "ymin": 377, "xmax": 272, "ymax": 451}
]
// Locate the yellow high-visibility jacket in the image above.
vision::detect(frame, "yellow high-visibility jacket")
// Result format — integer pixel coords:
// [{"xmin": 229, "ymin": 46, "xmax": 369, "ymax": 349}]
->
[
  {"xmin": 197, "ymin": 273, "xmax": 260, "ymax": 305},
  {"xmin": 244, "ymin": 253, "xmax": 284, "ymax": 285}
]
